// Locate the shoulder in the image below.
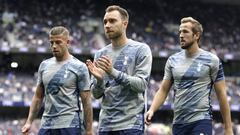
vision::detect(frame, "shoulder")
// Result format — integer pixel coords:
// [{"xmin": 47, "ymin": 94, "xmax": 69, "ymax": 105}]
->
[
  {"xmin": 169, "ymin": 50, "xmax": 184, "ymax": 60},
  {"xmin": 69, "ymin": 56, "xmax": 87, "ymax": 68},
  {"xmin": 98, "ymin": 44, "xmax": 111, "ymax": 53},
  {"xmin": 128, "ymin": 39, "xmax": 150, "ymax": 49},
  {"xmin": 39, "ymin": 57, "xmax": 54, "ymax": 68},
  {"xmin": 164, "ymin": 51, "xmax": 185, "ymax": 66},
  {"xmin": 127, "ymin": 39, "xmax": 151, "ymax": 56},
  {"xmin": 94, "ymin": 44, "xmax": 112, "ymax": 57},
  {"xmin": 200, "ymin": 49, "xmax": 220, "ymax": 62},
  {"xmin": 67, "ymin": 57, "xmax": 89, "ymax": 75},
  {"xmin": 41, "ymin": 57, "xmax": 54, "ymax": 64}
]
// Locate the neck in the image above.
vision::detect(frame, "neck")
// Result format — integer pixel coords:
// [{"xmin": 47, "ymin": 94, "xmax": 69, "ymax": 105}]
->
[
  {"xmin": 56, "ymin": 52, "xmax": 71, "ymax": 62},
  {"xmin": 185, "ymin": 42, "xmax": 200, "ymax": 57},
  {"xmin": 111, "ymin": 34, "xmax": 128, "ymax": 48}
]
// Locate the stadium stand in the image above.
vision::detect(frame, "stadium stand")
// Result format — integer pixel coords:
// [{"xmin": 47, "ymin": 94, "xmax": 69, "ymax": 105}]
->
[{"xmin": 0, "ymin": 0, "xmax": 240, "ymax": 134}]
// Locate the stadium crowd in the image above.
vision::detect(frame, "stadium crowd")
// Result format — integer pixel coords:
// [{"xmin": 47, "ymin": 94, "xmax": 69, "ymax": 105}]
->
[
  {"xmin": 1, "ymin": 0, "xmax": 240, "ymax": 59},
  {"xmin": 1, "ymin": 0, "xmax": 240, "ymax": 134}
]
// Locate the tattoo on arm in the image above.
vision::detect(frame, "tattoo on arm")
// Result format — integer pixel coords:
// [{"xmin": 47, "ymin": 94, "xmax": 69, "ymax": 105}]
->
[
  {"xmin": 27, "ymin": 85, "xmax": 44, "ymax": 123},
  {"xmin": 81, "ymin": 91, "xmax": 93, "ymax": 132}
]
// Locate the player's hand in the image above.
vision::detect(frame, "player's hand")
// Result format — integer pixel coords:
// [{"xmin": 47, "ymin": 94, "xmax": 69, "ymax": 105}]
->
[
  {"xmin": 96, "ymin": 56, "xmax": 113, "ymax": 74},
  {"xmin": 85, "ymin": 131, "xmax": 93, "ymax": 135},
  {"xmin": 21, "ymin": 122, "xmax": 31, "ymax": 135},
  {"xmin": 145, "ymin": 110, "xmax": 154, "ymax": 125},
  {"xmin": 86, "ymin": 59, "xmax": 105, "ymax": 81},
  {"xmin": 224, "ymin": 128, "xmax": 233, "ymax": 135}
]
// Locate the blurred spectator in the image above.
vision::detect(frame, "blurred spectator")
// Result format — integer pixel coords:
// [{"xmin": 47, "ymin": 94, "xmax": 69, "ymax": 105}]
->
[{"xmin": 0, "ymin": 0, "xmax": 240, "ymax": 60}]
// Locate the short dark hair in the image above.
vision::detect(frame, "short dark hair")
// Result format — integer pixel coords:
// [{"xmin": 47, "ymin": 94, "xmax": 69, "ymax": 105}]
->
[{"xmin": 105, "ymin": 5, "xmax": 129, "ymax": 21}]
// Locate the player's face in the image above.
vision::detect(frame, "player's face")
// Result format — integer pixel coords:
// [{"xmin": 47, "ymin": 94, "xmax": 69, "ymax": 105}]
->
[
  {"xmin": 49, "ymin": 35, "xmax": 69, "ymax": 59},
  {"xmin": 179, "ymin": 22, "xmax": 195, "ymax": 49},
  {"xmin": 103, "ymin": 10, "xmax": 126, "ymax": 39}
]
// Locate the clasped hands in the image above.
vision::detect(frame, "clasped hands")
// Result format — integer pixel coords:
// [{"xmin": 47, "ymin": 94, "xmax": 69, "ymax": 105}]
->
[{"xmin": 86, "ymin": 56, "xmax": 113, "ymax": 80}]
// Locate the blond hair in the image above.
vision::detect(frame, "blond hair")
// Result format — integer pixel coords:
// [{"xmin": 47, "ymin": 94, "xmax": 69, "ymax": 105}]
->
[
  {"xmin": 181, "ymin": 17, "xmax": 203, "ymax": 36},
  {"xmin": 49, "ymin": 26, "xmax": 69, "ymax": 38},
  {"xmin": 181, "ymin": 17, "xmax": 203, "ymax": 42}
]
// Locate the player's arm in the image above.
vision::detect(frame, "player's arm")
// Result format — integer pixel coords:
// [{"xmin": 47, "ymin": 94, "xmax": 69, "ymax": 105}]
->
[
  {"xmin": 90, "ymin": 76, "xmax": 105, "ymax": 99},
  {"xmin": 214, "ymin": 80, "xmax": 233, "ymax": 135},
  {"xmin": 211, "ymin": 57, "xmax": 233, "ymax": 135},
  {"xmin": 145, "ymin": 79, "xmax": 172, "ymax": 125},
  {"xmin": 80, "ymin": 90, "xmax": 93, "ymax": 135},
  {"xmin": 22, "ymin": 84, "xmax": 44, "ymax": 134},
  {"xmin": 113, "ymin": 45, "xmax": 152, "ymax": 93}
]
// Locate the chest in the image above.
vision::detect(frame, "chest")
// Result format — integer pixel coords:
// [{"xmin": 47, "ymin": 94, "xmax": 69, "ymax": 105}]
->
[
  {"xmin": 41, "ymin": 64, "xmax": 77, "ymax": 89},
  {"xmin": 171, "ymin": 58, "xmax": 211, "ymax": 80},
  {"xmin": 101, "ymin": 47, "xmax": 138, "ymax": 73}
]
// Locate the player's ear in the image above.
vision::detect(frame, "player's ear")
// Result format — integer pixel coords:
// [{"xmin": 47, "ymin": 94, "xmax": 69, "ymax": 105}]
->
[
  {"xmin": 194, "ymin": 32, "xmax": 200, "ymax": 41},
  {"xmin": 123, "ymin": 20, "xmax": 128, "ymax": 28},
  {"xmin": 66, "ymin": 39, "xmax": 70, "ymax": 44}
]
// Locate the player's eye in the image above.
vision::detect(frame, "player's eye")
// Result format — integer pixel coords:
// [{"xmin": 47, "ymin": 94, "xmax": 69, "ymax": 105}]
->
[
  {"xmin": 109, "ymin": 19, "xmax": 115, "ymax": 23},
  {"xmin": 55, "ymin": 41, "xmax": 61, "ymax": 44}
]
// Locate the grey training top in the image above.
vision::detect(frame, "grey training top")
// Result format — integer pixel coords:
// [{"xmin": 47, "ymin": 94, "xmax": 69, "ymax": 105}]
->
[
  {"xmin": 37, "ymin": 56, "xmax": 90, "ymax": 129},
  {"xmin": 91, "ymin": 39, "xmax": 152, "ymax": 131},
  {"xmin": 164, "ymin": 49, "xmax": 224, "ymax": 124}
]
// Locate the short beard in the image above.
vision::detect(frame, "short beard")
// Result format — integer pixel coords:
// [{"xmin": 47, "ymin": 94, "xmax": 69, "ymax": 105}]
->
[
  {"xmin": 106, "ymin": 31, "xmax": 122, "ymax": 40},
  {"xmin": 181, "ymin": 41, "xmax": 194, "ymax": 49}
]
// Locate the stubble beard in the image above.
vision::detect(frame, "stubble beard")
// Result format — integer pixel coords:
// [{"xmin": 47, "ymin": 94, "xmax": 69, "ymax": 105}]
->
[
  {"xmin": 106, "ymin": 31, "xmax": 122, "ymax": 40},
  {"xmin": 181, "ymin": 40, "xmax": 194, "ymax": 49},
  {"xmin": 53, "ymin": 51, "xmax": 64, "ymax": 61}
]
